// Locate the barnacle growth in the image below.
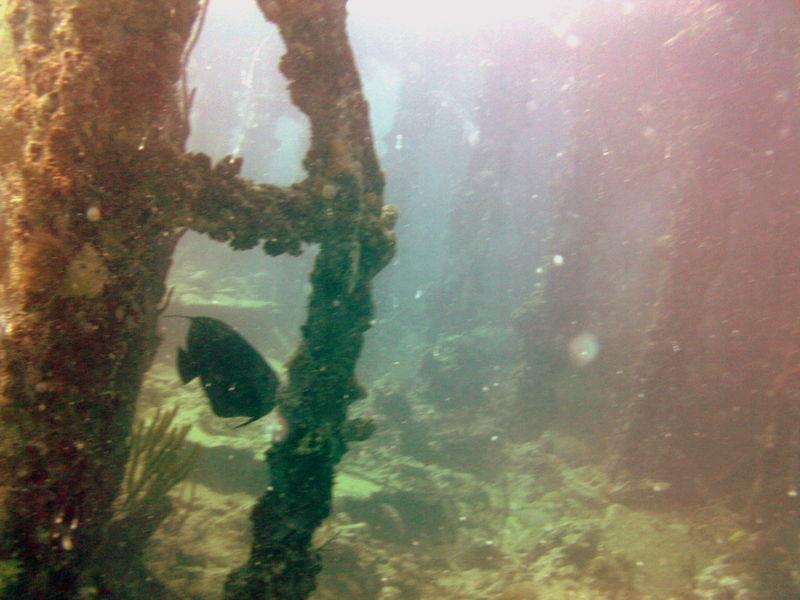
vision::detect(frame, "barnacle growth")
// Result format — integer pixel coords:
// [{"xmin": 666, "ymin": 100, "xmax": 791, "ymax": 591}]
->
[{"xmin": 61, "ymin": 243, "xmax": 109, "ymax": 299}]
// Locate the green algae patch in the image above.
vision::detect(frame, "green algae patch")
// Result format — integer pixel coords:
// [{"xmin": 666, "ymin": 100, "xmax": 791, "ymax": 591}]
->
[
  {"xmin": 0, "ymin": 560, "xmax": 21, "ymax": 596},
  {"xmin": 334, "ymin": 473, "xmax": 382, "ymax": 500}
]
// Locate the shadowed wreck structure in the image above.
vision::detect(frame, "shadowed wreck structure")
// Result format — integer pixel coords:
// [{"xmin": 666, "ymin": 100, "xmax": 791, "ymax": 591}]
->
[
  {"xmin": 513, "ymin": 2, "xmax": 800, "ymax": 595},
  {"xmin": 0, "ymin": 0, "xmax": 394, "ymax": 598}
]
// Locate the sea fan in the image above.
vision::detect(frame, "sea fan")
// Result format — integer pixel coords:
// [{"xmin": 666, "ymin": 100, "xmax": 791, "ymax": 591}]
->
[{"xmin": 113, "ymin": 406, "xmax": 200, "ymax": 525}]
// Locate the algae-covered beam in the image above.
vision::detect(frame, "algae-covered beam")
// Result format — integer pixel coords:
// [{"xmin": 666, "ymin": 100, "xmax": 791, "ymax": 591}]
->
[
  {"xmin": 224, "ymin": 1, "xmax": 395, "ymax": 599},
  {"xmin": 166, "ymin": 153, "xmax": 321, "ymax": 256}
]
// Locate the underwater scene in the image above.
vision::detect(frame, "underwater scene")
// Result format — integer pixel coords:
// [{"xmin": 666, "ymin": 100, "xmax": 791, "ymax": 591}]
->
[{"xmin": 1, "ymin": 0, "xmax": 799, "ymax": 599}]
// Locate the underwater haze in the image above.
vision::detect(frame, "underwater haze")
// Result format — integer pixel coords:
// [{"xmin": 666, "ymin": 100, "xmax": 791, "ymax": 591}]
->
[
  {"xmin": 144, "ymin": 1, "xmax": 800, "ymax": 600},
  {"xmin": 150, "ymin": 1, "xmax": 800, "ymax": 600},
  {"xmin": 131, "ymin": 1, "xmax": 800, "ymax": 599}
]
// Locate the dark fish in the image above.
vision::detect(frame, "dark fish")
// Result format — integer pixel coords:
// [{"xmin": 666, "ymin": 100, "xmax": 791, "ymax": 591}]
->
[{"xmin": 169, "ymin": 316, "xmax": 278, "ymax": 428}]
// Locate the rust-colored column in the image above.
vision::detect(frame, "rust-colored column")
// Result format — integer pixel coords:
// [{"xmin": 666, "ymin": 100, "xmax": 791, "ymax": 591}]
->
[{"xmin": 0, "ymin": 2, "xmax": 198, "ymax": 597}]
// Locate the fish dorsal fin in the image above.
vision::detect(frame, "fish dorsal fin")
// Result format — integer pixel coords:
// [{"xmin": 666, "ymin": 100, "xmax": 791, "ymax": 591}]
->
[{"xmin": 177, "ymin": 347, "xmax": 199, "ymax": 384}]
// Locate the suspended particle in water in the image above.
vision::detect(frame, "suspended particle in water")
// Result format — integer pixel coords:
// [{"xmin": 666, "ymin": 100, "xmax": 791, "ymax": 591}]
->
[
  {"xmin": 568, "ymin": 332, "xmax": 600, "ymax": 367},
  {"xmin": 395, "ymin": 134, "xmax": 404, "ymax": 150},
  {"xmin": 552, "ymin": 254, "xmax": 564, "ymax": 266},
  {"xmin": 321, "ymin": 183, "xmax": 337, "ymax": 199},
  {"xmin": 466, "ymin": 127, "xmax": 481, "ymax": 147},
  {"xmin": 85, "ymin": 205, "xmax": 101, "ymax": 222}
]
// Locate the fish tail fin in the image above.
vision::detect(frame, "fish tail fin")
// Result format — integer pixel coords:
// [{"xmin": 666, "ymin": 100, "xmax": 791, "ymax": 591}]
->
[
  {"xmin": 177, "ymin": 347, "xmax": 199, "ymax": 384},
  {"xmin": 233, "ymin": 415, "xmax": 261, "ymax": 429}
]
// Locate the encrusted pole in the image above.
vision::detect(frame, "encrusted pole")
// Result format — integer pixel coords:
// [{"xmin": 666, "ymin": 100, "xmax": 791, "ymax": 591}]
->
[
  {"xmin": 224, "ymin": 1, "xmax": 395, "ymax": 598},
  {"xmin": 0, "ymin": 2, "xmax": 199, "ymax": 597}
]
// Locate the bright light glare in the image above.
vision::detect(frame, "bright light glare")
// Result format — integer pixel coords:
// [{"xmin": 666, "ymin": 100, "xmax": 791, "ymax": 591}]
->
[{"xmin": 349, "ymin": 0, "xmax": 588, "ymax": 32}]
